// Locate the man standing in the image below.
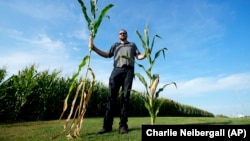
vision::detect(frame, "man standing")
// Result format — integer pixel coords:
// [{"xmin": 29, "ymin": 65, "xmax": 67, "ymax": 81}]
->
[{"xmin": 89, "ymin": 29, "xmax": 147, "ymax": 134}]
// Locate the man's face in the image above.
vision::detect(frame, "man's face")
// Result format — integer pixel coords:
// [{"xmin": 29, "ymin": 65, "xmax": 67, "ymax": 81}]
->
[{"xmin": 119, "ymin": 30, "xmax": 127, "ymax": 41}]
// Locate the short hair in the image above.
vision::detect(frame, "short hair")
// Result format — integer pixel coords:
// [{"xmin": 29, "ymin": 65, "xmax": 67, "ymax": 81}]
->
[{"xmin": 119, "ymin": 29, "xmax": 127, "ymax": 33}]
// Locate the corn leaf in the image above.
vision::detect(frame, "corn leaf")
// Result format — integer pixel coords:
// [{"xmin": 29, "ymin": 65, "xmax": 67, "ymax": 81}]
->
[
  {"xmin": 134, "ymin": 73, "xmax": 148, "ymax": 94},
  {"xmin": 78, "ymin": 0, "xmax": 92, "ymax": 30},
  {"xmin": 136, "ymin": 30, "xmax": 147, "ymax": 51},
  {"xmin": 152, "ymin": 48, "xmax": 167, "ymax": 66},
  {"xmin": 150, "ymin": 34, "xmax": 161, "ymax": 51},
  {"xmin": 59, "ymin": 55, "xmax": 89, "ymax": 120},
  {"xmin": 90, "ymin": 0, "xmax": 96, "ymax": 19},
  {"xmin": 93, "ymin": 4, "xmax": 113, "ymax": 37},
  {"xmin": 155, "ymin": 82, "xmax": 177, "ymax": 98}
]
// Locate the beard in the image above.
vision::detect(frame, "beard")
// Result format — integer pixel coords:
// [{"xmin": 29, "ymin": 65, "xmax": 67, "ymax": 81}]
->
[{"xmin": 120, "ymin": 37, "xmax": 127, "ymax": 42}]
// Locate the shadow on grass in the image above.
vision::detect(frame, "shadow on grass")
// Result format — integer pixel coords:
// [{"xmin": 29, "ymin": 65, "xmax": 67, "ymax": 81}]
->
[{"xmin": 128, "ymin": 127, "xmax": 141, "ymax": 132}]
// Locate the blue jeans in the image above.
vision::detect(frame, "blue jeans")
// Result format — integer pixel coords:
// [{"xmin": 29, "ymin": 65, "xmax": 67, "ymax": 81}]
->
[{"xmin": 103, "ymin": 67, "xmax": 134, "ymax": 130}]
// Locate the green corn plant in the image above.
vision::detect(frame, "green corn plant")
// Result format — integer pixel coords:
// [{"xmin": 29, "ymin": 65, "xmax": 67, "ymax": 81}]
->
[
  {"xmin": 0, "ymin": 67, "xmax": 7, "ymax": 84},
  {"xmin": 12, "ymin": 65, "xmax": 38, "ymax": 121},
  {"xmin": 53, "ymin": 0, "xmax": 113, "ymax": 139},
  {"xmin": 135, "ymin": 25, "xmax": 177, "ymax": 125}
]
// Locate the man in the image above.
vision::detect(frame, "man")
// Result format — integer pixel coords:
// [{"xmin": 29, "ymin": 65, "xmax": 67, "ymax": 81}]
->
[{"xmin": 88, "ymin": 29, "xmax": 147, "ymax": 134}]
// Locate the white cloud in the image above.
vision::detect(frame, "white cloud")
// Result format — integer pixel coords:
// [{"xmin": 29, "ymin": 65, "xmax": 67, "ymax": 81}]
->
[
  {"xmin": 28, "ymin": 34, "xmax": 65, "ymax": 53},
  {"xmin": 0, "ymin": 31, "xmax": 78, "ymax": 77},
  {"xmin": 67, "ymin": 27, "xmax": 89, "ymax": 41},
  {"xmin": 162, "ymin": 72, "xmax": 250, "ymax": 96}
]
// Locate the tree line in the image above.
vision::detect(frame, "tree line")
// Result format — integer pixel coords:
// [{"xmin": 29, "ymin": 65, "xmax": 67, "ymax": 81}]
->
[{"xmin": 0, "ymin": 65, "xmax": 214, "ymax": 123}]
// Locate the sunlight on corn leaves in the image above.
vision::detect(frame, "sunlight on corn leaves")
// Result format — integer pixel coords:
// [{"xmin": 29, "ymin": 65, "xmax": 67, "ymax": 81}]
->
[
  {"xmin": 52, "ymin": 0, "xmax": 113, "ymax": 139},
  {"xmin": 135, "ymin": 25, "xmax": 177, "ymax": 124},
  {"xmin": 78, "ymin": 0, "xmax": 113, "ymax": 38}
]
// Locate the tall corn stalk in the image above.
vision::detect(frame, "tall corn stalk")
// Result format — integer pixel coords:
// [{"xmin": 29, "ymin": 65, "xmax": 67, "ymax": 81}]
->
[
  {"xmin": 53, "ymin": 0, "xmax": 113, "ymax": 139},
  {"xmin": 135, "ymin": 25, "xmax": 177, "ymax": 125}
]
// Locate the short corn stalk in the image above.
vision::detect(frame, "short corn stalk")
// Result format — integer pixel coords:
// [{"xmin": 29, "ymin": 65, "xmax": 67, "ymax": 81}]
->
[{"xmin": 135, "ymin": 25, "xmax": 177, "ymax": 125}]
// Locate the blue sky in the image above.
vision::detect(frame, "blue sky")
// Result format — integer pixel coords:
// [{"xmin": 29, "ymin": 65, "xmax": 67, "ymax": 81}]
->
[{"xmin": 0, "ymin": 0, "xmax": 249, "ymax": 117}]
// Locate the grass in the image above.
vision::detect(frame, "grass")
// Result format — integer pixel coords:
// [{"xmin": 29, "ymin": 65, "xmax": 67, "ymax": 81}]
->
[{"xmin": 0, "ymin": 117, "xmax": 249, "ymax": 141}]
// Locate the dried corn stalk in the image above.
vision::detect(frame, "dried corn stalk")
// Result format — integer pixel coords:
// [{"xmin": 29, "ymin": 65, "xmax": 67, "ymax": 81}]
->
[{"xmin": 52, "ymin": 0, "xmax": 113, "ymax": 139}]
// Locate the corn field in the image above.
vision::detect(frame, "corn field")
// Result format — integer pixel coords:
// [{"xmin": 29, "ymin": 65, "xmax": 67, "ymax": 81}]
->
[{"xmin": 0, "ymin": 64, "xmax": 214, "ymax": 123}]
